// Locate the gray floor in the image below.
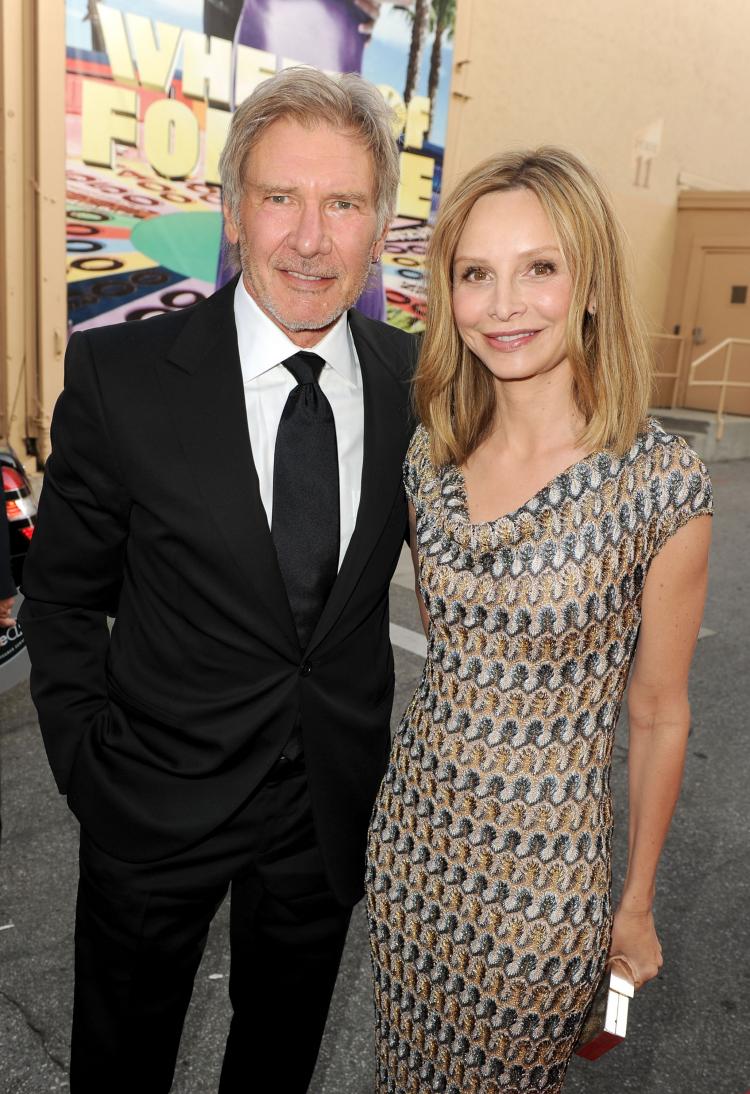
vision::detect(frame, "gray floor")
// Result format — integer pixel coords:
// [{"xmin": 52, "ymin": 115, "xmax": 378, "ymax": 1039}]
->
[{"xmin": 1, "ymin": 459, "xmax": 748, "ymax": 1093}]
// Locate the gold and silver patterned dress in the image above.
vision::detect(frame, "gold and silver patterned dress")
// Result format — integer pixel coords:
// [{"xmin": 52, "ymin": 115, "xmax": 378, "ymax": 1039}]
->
[{"xmin": 366, "ymin": 420, "xmax": 712, "ymax": 1094}]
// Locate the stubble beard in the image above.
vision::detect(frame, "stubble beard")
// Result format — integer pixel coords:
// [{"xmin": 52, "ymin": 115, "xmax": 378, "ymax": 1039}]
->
[{"xmin": 237, "ymin": 229, "xmax": 374, "ymax": 333}]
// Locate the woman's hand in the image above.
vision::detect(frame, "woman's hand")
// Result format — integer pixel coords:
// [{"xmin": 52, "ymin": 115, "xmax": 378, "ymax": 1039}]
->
[{"xmin": 609, "ymin": 905, "xmax": 663, "ymax": 989}]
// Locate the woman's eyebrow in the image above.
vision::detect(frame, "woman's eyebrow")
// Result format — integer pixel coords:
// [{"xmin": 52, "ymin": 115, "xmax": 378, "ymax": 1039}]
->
[{"xmin": 453, "ymin": 245, "xmax": 562, "ymax": 264}]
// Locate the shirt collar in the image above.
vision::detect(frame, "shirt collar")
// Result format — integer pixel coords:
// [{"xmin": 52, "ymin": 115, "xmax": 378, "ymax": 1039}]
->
[{"xmin": 234, "ymin": 278, "xmax": 360, "ymax": 388}]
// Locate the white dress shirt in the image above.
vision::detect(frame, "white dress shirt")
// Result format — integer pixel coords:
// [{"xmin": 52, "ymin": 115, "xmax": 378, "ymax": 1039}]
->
[{"xmin": 234, "ymin": 278, "xmax": 364, "ymax": 570}]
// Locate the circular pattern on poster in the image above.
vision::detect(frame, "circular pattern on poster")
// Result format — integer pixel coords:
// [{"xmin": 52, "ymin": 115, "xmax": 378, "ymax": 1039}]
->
[{"xmin": 131, "ymin": 212, "xmax": 223, "ymax": 284}]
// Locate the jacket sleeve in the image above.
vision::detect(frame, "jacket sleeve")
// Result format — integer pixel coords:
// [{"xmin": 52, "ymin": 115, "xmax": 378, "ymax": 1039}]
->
[
  {"xmin": 19, "ymin": 331, "xmax": 131, "ymax": 793},
  {"xmin": 0, "ymin": 497, "xmax": 15, "ymax": 599}
]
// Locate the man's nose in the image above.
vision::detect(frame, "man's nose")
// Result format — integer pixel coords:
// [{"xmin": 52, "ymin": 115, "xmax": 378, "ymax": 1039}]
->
[{"xmin": 287, "ymin": 203, "xmax": 332, "ymax": 257}]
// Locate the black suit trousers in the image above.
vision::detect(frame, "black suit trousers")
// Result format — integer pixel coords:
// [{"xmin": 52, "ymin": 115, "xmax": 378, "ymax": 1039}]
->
[{"xmin": 70, "ymin": 764, "xmax": 351, "ymax": 1094}]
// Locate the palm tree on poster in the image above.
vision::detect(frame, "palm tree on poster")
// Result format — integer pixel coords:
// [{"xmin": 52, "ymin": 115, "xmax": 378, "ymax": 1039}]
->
[
  {"xmin": 84, "ymin": 0, "xmax": 106, "ymax": 53},
  {"xmin": 397, "ymin": 1, "xmax": 457, "ymax": 131},
  {"xmin": 396, "ymin": 0, "xmax": 431, "ymax": 105},
  {"xmin": 425, "ymin": 0, "xmax": 456, "ymax": 137}
]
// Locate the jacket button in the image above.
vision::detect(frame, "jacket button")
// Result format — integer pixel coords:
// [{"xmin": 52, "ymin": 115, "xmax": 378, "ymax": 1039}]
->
[{"xmin": 300, "ymin": 661, "xmax": 312, "ymax": 677}]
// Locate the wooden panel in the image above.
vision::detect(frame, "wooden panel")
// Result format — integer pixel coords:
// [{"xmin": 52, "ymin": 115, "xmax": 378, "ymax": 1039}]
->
[
  {"xmin": 32, "ymin": 0, "xmax": 66, "ymax": 463},
  {"xmin": 0, "ymin": 0, "xmax": 35, "ymax": 454}
]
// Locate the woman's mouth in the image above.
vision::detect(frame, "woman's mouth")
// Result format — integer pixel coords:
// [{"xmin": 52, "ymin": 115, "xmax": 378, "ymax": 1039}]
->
[{"xmin": 483, "ymin": 329, "xmax": 540, "ymax": 351}]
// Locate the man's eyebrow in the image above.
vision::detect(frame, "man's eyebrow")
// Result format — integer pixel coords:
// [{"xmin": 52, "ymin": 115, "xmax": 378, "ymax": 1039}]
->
[
  {"xmin": 328, "ymin": 190, "xmax": 371, "ymax": 203},
  {"xmin": 247, "ymin": 182, "xmax": 371, "ymax": 204},
  {"xmin": 248, "ymin": 182, "xmax": 299, "ymax": 195}
]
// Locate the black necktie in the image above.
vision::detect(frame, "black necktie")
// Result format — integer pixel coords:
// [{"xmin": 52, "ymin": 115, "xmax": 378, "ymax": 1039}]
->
[{"xmin": 272, "ymin": 351, "xmax": 340, "ymax": 650}]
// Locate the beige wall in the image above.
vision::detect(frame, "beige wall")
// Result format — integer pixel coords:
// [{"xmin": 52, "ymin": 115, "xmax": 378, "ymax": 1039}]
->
[
  {"xmin": 445, "ymin": 0, "xmax": 750, "ymax": 330},
  {"xmin": 662, "ymin": 192, "xmax": 750, "ymax": 413},
  {"xmin": 0, "ymin": 0, "xmax": 66, "ymax": 464},
  {"xmin": 664, "ymin": 193, "xmax": 750, "ymax": 338}
]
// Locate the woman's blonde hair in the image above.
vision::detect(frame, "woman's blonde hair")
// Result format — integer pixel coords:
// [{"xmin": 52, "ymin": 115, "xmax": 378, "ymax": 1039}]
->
[{"xmin": 415, "ymin": 147, "xmax": 653, "ymax": 464}]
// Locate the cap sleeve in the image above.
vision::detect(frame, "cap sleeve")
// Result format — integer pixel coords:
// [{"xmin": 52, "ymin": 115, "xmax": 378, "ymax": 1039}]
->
[
  {"xmin": 650, "ymin": 434, "xmax": 712, "ymax": 556},
  {"xmin": 403, "ymin": 424, "xmax": 431, "ymax": 508}
]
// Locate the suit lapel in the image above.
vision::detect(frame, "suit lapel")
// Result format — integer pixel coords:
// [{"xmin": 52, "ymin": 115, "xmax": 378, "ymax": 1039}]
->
[
  {"xmin": 306, "ymin": 309, "xmax": 411, "ymax": 655},
  {"xmin": 157, "ymin": 279, "xmax": 300, "ymax": 656}
]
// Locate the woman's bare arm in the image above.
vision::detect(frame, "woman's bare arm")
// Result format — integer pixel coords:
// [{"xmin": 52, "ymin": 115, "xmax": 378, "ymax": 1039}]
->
[{"xmin": 610, "ymin": 514, "xmax": 712, "ymax": 986}]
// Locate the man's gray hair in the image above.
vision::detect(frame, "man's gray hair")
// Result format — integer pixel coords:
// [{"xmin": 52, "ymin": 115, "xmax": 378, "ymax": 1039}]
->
[{"xmin": 219, "ymin": 67, "xmax": 400, "ymax": 266}]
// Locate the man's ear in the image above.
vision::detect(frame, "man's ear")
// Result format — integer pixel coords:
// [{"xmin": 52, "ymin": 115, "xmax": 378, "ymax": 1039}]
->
[
  {"xmin": 371, "ymin": 223, "xmax": 389, "ymax": 263},
  {"xmin": 224, "ymin": 203, "xmax": 239, "ymax": 245}
]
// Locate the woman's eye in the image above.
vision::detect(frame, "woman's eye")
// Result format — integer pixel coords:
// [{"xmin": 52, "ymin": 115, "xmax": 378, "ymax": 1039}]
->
[
  {"xmin": 530, "ymin": 260, "xmax": 556, "ymax": 276},
  {"xmin": 460, "ymin": 266, "xmax": 488, "ymax": 282}
]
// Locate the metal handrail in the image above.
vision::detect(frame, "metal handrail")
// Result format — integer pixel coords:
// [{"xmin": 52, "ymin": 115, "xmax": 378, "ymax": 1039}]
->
[
  {"xmin": 650, "ymin": 333, "xmax": 685, "ymax": 409},
  {"xmin": 688, "ymin": 337, "xmax": 750, "ymax": 440}
]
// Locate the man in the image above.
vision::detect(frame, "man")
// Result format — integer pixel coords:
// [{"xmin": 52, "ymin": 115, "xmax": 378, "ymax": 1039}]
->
[{"xmin": 20, "ymin": 67, "xmax": 415, "ymax": 1093}]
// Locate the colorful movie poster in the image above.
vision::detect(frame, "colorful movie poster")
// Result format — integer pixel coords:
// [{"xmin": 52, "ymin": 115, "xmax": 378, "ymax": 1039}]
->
[{"xmin": 65, "ymin": 1, "xmax": 456, "ymax": 335}]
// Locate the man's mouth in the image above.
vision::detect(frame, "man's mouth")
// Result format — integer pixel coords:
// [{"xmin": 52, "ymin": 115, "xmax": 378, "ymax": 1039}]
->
[{"xmin": 279, "ymin": 269, "xmax": 337, "ymax": 285}]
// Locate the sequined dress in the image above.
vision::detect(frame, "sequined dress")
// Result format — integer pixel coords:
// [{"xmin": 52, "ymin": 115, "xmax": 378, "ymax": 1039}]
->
[{"xmin": 366, "ymin": 421, "xmax": 712, "ymax": 1094}]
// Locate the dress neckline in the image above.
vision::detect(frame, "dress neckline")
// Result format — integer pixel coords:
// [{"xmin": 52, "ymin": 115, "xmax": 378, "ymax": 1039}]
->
[
  {"xmin": 418, "ymin": 420, "xmax": 660, "ymax": 549},
  {"xmin": 449, "ymin": 449, "xmax": 601, "ymax": 531}
]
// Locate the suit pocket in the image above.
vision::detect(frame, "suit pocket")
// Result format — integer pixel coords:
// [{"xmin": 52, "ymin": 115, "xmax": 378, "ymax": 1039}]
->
[
  {"xmin": 106, "ymin": 678, "xmax": 182, "ymax": 729},
  {"xmin": 65, "ymin": 702, "xmax": 112, "ymax": 800}
]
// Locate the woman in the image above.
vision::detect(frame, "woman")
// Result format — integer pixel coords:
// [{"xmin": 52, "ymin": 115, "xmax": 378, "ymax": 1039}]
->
[{"xmin": 366, "ymin": 148, "xmax": 712, "ymax": 1093}]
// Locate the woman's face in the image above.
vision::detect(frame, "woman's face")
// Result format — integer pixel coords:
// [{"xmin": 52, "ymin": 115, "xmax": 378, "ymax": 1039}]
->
[{"xmin": 451, "ymin": 188, "xmax": 574, "ymax": 385}]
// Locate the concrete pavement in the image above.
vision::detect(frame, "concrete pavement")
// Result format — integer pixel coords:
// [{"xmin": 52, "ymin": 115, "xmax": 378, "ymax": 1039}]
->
[{"xmin": 1, "ymin": 458, "xmax": 748, "ymax": 1093}]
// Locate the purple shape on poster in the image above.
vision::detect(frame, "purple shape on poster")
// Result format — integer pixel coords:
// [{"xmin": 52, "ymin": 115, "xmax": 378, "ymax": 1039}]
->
[
  {"xmin": 354, "ymin": 262, "xmax": 387, "ymax": 321},
  {"xmin": 235, "ymin": 0, "xmax": 365, "ymax": 74}
]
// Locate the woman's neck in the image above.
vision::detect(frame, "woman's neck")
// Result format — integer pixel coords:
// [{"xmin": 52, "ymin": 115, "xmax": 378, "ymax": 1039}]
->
[
  {"xmin": 460, "ymin": 366, "xmax": 590, "ymax": 523},
  {"xmin": 487, "ymin": 364, "xmax": 585, "ymax": 462}
]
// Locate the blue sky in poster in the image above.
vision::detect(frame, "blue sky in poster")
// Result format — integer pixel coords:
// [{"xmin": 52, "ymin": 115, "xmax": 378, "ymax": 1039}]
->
[{"xmin": 65, "ymin": 1, "xmax": 453, "ymax": 145}]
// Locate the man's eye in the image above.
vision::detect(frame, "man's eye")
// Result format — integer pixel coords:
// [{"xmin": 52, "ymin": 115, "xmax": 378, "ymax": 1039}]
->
[
  {"xmin": 530, "ymin": 261, "xmax": 556, "ymax": 276},
  {"xmin": 333, "ymin": 200, "xmax": 355, "ymax": 210},
  {"xmin": 269, "ymin": 194, "xmax": 289, "ymax": 204}
]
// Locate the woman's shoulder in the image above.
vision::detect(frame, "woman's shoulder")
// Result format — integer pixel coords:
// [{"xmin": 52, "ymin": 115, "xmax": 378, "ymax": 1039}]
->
[
  {"xmin": 404, "ymin": 423, "xmax": 439, "ymax": 506},
  {"xmin": 406, "ymin": 422, "xmax": 431, "ymax": 464},
  {"xmin": 633, "ymin": 418, "xmax": 711, "ymax": 486},
  {"xmin": 408, "ymin": 420, "xmax": 432, "ymax": 450},
  {"xmin": 626, "ymin": 418, "xmax": 713, "ymax": 543}
]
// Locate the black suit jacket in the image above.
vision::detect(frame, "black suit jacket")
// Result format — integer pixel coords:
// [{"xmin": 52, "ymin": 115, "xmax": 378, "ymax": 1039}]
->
[
  {"xmin": 0, "ymin": 499, "xmax": 15, "ymax": 599},
  {"xmin": 20, "ymin": 280, "xmax": 416, "ymax": 904}
]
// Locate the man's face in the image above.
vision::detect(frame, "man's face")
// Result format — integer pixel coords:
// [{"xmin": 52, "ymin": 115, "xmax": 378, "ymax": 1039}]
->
[{"xmin": 225, "ymin": 117, "xmax": 387, "ymax": 348}]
